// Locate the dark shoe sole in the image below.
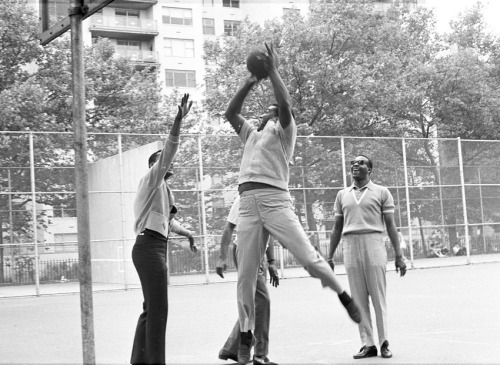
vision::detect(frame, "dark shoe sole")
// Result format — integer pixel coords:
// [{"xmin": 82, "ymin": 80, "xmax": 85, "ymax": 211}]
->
[{"xmin": 219, "ymin": 350, "xmax": 238, "ymax": 362}]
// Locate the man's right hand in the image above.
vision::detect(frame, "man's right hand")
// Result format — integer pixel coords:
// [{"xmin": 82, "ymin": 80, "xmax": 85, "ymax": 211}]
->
[
  {"xmin": 215, "ymin": 258, "xmax": 227, "ymax": 278},
  {"xmin": 176, "ymin": 93, "xmax": 193, "ymax": 120},
  {"xmin": 327, "ymin": 258, "xmax": 335, "ymax": 273}
]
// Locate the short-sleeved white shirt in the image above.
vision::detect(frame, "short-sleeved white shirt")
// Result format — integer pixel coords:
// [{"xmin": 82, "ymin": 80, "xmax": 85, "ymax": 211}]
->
[{"xmin": 334, "ymin": 180, "xmax": 395, "ymax": 235}]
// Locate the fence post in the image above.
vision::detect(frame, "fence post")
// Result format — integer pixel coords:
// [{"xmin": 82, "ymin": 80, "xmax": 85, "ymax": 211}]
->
[
  {"xmin": 29, "ymin": 132, "xmax": 40, "ymax": 295},
  {"xmin": 401, "ymin": 138, "xmax": 414, "ymax": 268},
  {"xmin": 340, "ymin": 137, "xmax": 347, "ymax": 188},
  {"xmin": 117, "ymin": 133, "xmax": 129, "ymax": 289},
  {"xmin": 197, "ymin": 135, "xmax": 210, "ymax": 283},
  {"xmin": 457, "ymin": 138, "xmax": 471, "ymax": 264}
]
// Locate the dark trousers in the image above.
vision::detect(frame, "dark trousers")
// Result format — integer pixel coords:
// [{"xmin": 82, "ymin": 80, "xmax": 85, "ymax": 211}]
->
[{"xmin": 131, "ymin": 230, "xmax": 168, "ymax": 365}]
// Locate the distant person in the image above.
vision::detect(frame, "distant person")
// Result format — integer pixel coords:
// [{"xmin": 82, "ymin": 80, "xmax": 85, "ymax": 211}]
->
[
  {"xmin": 216, "ymin": 196, "xmax": 279, "ymax": 365},
  {"xmin": 225, "ymin": 43, "xmax": 361, "ymax": 364},
  {"xmin": 131, "ymin": 94, "xmax": 197, "ymax": 365},
  {"xmin": 328, "ymin": 155, "xmax": 407, "ymax": 360}
]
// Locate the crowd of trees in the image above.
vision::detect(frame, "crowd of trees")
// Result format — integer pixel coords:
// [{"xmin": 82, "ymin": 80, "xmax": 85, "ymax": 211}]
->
[{"xmin": 1, "ymin": 0, "xmax": 500, "ymax": 263}]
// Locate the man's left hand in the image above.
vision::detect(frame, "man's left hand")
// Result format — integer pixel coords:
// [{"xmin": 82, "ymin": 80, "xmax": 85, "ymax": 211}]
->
[
  {"xmin": 268, "ymin": 264, "xmax": 279, "ymax": 287},
  {"xmin": 188, "ymin": 235, "xmax": 197, "ymax": 253},
  {"xmin": 395, "ymin": 255, "xmax": 407, "ymax": 277}
]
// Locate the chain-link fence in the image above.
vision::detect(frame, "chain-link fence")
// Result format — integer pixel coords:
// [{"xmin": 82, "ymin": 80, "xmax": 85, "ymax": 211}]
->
[{"xmin": 1, "ymin": 131, "xmax": 499, "ymax": 295}]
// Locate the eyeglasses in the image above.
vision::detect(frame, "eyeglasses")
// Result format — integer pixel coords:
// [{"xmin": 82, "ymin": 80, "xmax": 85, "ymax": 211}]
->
[{"xmin": 350, "ymin": 160, "xmax": 367, "ymax": 166}]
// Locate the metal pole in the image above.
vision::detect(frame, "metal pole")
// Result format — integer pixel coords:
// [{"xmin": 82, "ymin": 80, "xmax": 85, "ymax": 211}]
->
[
  {"xmin": 401, "ymin": 138, "xmax": 414, "ymax": 268},
  {"xmin": 117, "ymin": 134, "xmax": 128, "ymax": 290},
  {"xmin": 197, "ymin": 135, "xmax": 210, "ymax": 283},
  {"xmin": 457, "ymin": 138, "xmax": 471, "ymax": 264},
  {"xmin": 29, "ymin": 133, "xmax": 40, "ymax": 296},
  {"xmin": 301, "ymin": 166, "xmax": 308, "ymax": 226},
  {"xmin": 7, "ymin": 169, "xmax": 14, "ymax": 245},
  {"xmin": 340, "ymin": 137, "xmax": 347, "ymax": 188},
  {"xmin": 70, "ymin": 1, "xmax": 96, "ymax": 363},
  {"xmin": 477, "ymin": 167, "xmax": 487, "ymax": 253},
  {"xmin": 395, "ymin": 169, "xmax": 402, "ymax": 226}
]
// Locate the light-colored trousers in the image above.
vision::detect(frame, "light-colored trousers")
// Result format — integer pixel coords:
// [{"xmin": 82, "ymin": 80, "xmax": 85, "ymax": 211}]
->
[
  {"xmin": 343, "ymin": 232, "xmax": 388, "ymax": 347},
  {"xmin": 237, "ymin": 189, "xmax": 341, "ymax": 332},
  {"xmin": 221, "ymin": 264, "xmax": 270, "ymax": 356}
]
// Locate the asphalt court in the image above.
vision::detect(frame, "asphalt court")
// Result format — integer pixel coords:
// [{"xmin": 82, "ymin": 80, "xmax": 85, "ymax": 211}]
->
[{"xmin": 1, "ymin": 262, "xmax": 499, "ymax": 364}]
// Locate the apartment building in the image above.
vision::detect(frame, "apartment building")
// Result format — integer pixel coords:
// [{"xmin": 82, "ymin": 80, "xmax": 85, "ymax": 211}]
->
[
  {"xmin": 79, "ymin": 0, "xmax": 312, "ymax": 101},
  {"xmin": 34, "ymin": 0, "xmax": 424, "ymax": 100}
]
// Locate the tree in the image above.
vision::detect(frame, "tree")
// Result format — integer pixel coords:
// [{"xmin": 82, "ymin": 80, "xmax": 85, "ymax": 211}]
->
[
  {"xmin": 202, "ymin": 0, "xmax": 500, "ymax": 252},
  {"xmin": 0, "ymin": 1, "xmax": 173, "ymax": 254}
]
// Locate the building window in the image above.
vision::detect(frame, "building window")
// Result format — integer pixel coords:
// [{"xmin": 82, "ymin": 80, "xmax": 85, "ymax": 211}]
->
[
  {"xmin": 203, "ymin": 0, "xmax": 214, "ymax": 6},
  {"xmin": 224, "ymin": 20, "xmax": 240, "ymax": 36},
  {"xmin": 164, "ymin": 38, "xmax": 195, "ymax": 57},
  {"xmin": 115, "ymin": 9, "xmax": 140, "ymax": 27},
  {"xmin": 165, "ymin": 69, "xmax": 196, "ymax": 88},
  {"xmin": 202, "ymin": 18, "xmax": 215, "ymax": 35},
  {"xmin": 283, "ymin": 8, "xmax": 300, "ymax": 16},
  {"xmin": 162, "ymin": 7, "xmax": 192, "ymax": 26},
  {"xmin": 223, "ymin": 0, "xmax": 240, "ymax": 8}
]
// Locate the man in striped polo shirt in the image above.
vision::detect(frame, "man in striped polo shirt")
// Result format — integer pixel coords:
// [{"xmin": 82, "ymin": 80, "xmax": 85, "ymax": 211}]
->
[{"xmin": 328, "ymin": 155, "xmax": 407, "ymax": 360}]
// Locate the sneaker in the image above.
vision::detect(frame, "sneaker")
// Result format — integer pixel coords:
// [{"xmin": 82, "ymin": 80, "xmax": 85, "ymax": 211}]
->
[
  {"xmin": 219, "ymin": 349, "xmax": 238, "ymax": 362},
  {"xmin": 253, "ymin": 355, "xmax": 278, "ymax": 364}
]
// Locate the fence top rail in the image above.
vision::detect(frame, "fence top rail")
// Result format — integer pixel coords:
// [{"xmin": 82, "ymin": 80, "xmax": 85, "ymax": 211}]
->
[{"xmin": 3, "ymin": 130, "xmax": 499, "ymax": 142}]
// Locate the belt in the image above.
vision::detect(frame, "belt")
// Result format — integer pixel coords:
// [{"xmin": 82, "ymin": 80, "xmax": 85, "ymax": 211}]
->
[
  {"xmin": 238, "ymin": 182, "xmax": 282, "ymax": 194},
  {"xmin": 140, "ymin": 229, "xmax": 168, "ymax": 242}
]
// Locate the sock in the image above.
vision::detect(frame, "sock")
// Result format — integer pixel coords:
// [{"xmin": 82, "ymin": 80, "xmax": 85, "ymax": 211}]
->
[
  {"xmin": 240, "ymin": 330, "xmax": 252, "ymax": 346},
  {"xmin": 338, "ymin": 291, "xmax": 352, "ymax": 306}
]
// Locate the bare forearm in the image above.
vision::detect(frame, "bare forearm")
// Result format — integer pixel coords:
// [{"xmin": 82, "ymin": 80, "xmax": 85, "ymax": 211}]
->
[
  {"xmin": 387, "ymin": 226, "xmax": 402, "ymax": 257},
  {"xmin": 225, "ymin": 79, "xmax": 255, "ymax": 132},
  {"xmin": 219, "ymin": 226, "xmax": 234, "ymax": 261},
  {"xmin": 328, "ymin": 222, "xmax": 343, "ymax": 259},
  {"xmin": 265, "ymin": 239, "xmax": 275, "ymax": 263},
  {"xmin": 267, "ymin": 69, "xmax": 292, "ymax": 128}
]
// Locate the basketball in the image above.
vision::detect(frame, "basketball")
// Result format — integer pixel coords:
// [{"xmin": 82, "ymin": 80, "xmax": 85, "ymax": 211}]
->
[{"xmin": 246, "ymin": 49, "xmax": 268, "ymax": 80}]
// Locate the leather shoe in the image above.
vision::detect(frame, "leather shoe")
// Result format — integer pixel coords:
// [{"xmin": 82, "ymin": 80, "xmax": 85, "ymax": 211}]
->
[
  {"xmin": 381, "ymin": 341, "xmax": 392, "ymax": 358},
  {"xmin": 353, "ymin": 345, "xmax": 377, "ymax": 359},
  {"xmin": 253, "ymin": 355, "xmax": 278, "ymax": 364},
  {"xmin": 219, "ymin": 349, "xmax": 238, "ymax": 362}
]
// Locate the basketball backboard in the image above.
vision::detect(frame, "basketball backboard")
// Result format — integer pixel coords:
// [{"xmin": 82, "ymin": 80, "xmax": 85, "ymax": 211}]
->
[{"xmin": 39, "ymin": 0, "xmax": 115, "ymax": 45}]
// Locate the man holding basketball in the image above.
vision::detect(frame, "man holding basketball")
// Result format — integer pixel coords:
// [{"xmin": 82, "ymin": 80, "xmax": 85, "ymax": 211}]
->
[{"xmin": 224, "ymin": 44, "xmax": 361, "ymax": 365}]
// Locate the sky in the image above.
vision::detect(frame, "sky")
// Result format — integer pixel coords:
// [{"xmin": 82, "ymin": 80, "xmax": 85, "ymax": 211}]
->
[{"xmin": 425, "ymin": 0, "xmax": 500, "ymax": 34}]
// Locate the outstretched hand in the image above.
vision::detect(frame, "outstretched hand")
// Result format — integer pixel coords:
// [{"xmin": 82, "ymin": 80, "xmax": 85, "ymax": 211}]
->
[{"xmin": 176, "ymin": 93, "xmax": 193, "ymax": 120}]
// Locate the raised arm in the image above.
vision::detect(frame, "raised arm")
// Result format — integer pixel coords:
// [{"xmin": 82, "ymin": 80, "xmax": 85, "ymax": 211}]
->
[
  {"xmin": 170, "ymin": 93, "xmax": 193, "ymax": 137},
  {"xmin": 262, "ymin": 43, "xmax": 293, "ymax": 129},
  {"xmin": 147, "ymin": 94, "xmax": 193, "ymax": 186},
  {"xmin": 224, "ymin": 76, "xmax": 258, "ymax": 134}
]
